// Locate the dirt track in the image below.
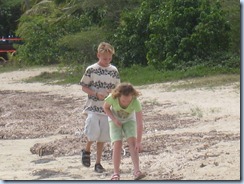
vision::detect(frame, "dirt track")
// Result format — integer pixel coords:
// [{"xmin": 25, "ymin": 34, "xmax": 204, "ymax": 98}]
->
[{"xmin": 0, "ymin": 67, "xmax": 240, "ymax": 180}]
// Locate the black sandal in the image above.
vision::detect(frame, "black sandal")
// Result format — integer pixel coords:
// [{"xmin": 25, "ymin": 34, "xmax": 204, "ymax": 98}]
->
[
  {"xmin": 81, "ymin": 149, "xmax": 91, "ymax": 167},
  {"xmin": 94, "ymin": 163, "xmax": 105, "ymax": 173}
]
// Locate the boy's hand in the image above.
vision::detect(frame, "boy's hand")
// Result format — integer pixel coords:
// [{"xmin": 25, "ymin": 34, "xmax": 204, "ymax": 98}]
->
[{"xmin": 97, "ymin": 92, "xmax": 109, "ymax": 100}]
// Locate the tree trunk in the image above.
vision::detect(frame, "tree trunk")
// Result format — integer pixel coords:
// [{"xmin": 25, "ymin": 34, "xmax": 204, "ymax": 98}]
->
[{"xmin": 25, "ymin": 0, "xmax": 30, "ymax": 10}]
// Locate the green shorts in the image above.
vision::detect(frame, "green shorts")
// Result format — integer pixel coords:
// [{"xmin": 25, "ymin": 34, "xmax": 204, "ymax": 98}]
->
[{"xmin": 109, "ymin": 120, "xmax": 136, "ymax": 143}]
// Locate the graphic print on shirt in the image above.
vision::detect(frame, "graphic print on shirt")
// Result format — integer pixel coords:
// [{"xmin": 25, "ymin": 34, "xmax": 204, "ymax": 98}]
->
[
  {"xmin": 80, "ymin": 63, "xmax": 120, "ymax": 114},
  {"xmin": 117, "ymin": 109, "xmax": 130, "ymax": 119}
]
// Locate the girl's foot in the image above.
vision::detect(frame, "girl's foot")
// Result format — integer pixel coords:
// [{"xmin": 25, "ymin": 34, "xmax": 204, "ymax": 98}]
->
[
  {"xmin": 134, "ymin": 171, "xmax": 146, "ymax": 180},
  {"xmin": 111, "ymin": 173, "xmax": 120, "ymax": 180}
]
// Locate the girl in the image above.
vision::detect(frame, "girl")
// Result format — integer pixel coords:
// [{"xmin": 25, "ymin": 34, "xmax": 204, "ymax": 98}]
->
[{"xmin": 103, "ymin": 83, "xmax": 146, "ymax": 180}]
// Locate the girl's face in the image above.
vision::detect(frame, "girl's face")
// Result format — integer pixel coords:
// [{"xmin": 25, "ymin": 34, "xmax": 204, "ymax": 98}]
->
[
  {"xmin": 119, "ymin": 95, "xmax": 133, "ymax": 108},
  {"xmin": 97, "ymin": 52, "xmax": 113, "ymax": 67}
]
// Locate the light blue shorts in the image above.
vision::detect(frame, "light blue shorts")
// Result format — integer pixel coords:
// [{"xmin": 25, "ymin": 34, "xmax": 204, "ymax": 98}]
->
[
  {"xmin": 84, "ymin": 113, "xmax": 110, "ymax": 142},
  {"xmin": 109, "ymin": 120, "xmax": 136, "ymax": 143}
]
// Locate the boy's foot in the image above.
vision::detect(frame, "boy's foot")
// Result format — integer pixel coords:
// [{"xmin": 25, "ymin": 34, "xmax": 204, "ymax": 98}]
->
[
  {"xmin": 134, "ymin": 171, "xmax": 146, "ymax": 180},
  {"xmin": 94, "ymin": 163, "xmax": 105, "ymax": 173},
  {"xmin": 81, "ymin": 149, "xmax": 91, "ymax": 167}
]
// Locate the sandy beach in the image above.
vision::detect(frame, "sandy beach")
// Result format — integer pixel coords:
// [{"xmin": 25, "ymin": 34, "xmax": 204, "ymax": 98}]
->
[{"xmin": 0, "ymin": 66, "xmax": 240, "ymax": 180}]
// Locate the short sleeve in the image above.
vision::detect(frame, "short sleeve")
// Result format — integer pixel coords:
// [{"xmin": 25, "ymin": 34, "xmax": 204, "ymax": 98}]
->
[
  {"xmin": 104, "ymin": 94, "xmax": 114, "ymax": 105},
  {"xmin": 80, "ymin": 67, "xmax": 92, "ymax": 87},
  {"xmin": 133, "ymin": 98, "xmax": 142, "ymax": 112}
]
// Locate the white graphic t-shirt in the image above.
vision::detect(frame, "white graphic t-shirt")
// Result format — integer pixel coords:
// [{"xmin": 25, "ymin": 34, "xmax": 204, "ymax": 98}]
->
[{"xmin": 80, "ymin": 63, "xmax": 120, "ymax": 115}]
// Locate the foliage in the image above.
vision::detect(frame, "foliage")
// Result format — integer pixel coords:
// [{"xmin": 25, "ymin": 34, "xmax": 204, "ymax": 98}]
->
[
  {"xmin": 15, "ymin": 1, "xmax": 62, "ymax": 65},
  {"xmin": 147, "ymin": 0, "xmax": 231, "ymax": 70},
  {"xmin": 113, "ymin": 0, "xmax": 232, "ymax": 70},
  {"xmin": 19, "ymin": 64, "xmax": 239, "ymax": 87},
  {"xmin": 57, "ymin": 27, "xmax": 109, "ymax": 64},
  {"xmin": 113, "ymin": 0, "xmax": 160, "ymax": 67},
  {"xmin": 14, "ymin": 0, "xmax": 140, "ymax": 65},
  {"xmin": 0, "ymin": 0, "xmax": 22, "ymax": 36},
  {"xmin": 219, "ymin": 0, "xmax": 240, "ymax": 54},
  {"xmin": 15, "ymin": 0, "xmax": 96, "ymax": 65},
  {"xmin": 1, "ymin": 0, "xmax": 240, "ymax": 71}
]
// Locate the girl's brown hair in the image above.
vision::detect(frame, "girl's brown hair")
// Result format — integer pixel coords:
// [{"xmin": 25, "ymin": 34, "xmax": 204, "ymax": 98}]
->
[{"xmin": 111, "ymin": 83, "xmax": 140, "ymax": 98}]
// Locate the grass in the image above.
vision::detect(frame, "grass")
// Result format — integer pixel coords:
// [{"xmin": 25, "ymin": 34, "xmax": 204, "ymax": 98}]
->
[
  {"xmin": 24, "ymin": 71, "xmax": 67, "ymax": 84},
  {"xmin": 119, "ymin": 65, "xmax": 237, "ymax": 83},
  {"xmin": 0, "ymin": 62, "xmax": 23, "ymax": 73},
  {"xmin": 190, "ymin": 106, "xmax": 203, "ymax": 118},
  {"xmin": 119, "ymin": 65, "xmax": 239, "ymax": 88},
  {"xmin": 169, "ymin": 74, "xmax": 240, "ymax": 90},
  {"xmin": 0, "ymin": 63, "xmax": 240, "ymax": 88}
]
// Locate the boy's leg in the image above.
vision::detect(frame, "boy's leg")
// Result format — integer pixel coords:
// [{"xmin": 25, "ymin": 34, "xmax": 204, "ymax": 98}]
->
[
  {"xmin": 82, "ymin": 113, "xmax": 99, "ymax": 167},
  {"xmin": 82, "ymin": 141, "xmax": 93, "ymax": 167},
  {"xmin": 85, "ymin": 140, "xmax": 93, "ymax": 152},
  {"xmin": 94, "ymin": 142, "xmax": 106, "ymax": 173},
  {"xmin": 96, "ymin": 142, "xmax": 104, "ymax": 164},
  {"xmin": 94, "ymin": 114, "xmax": 109, "ymax": 173}
]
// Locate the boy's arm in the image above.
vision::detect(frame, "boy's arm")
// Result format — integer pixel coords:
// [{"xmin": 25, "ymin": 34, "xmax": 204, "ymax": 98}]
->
[
  {"xmin": 82, "ymin": 86, "xmax": 97, "ymax": 97},
  {"xmin": 82, "ymin": 86, "xmax": 108, "ymax": 100}
]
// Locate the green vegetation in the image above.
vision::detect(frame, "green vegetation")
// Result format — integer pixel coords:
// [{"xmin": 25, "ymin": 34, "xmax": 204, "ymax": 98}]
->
[
  {"xmin": 0, "ymin": 0, "xmax": 240, "ymax": 89},
  {"xmin": 190, "ymin": 106, "xmax": 203, "ymax": 118},
  {"xmin": 17, "ymin": 64, "xmax": 239, "ymax": 88},
  {"xmin": 1, "ymin": 0, "xmax": 239, "ymax": 69},
  {"xmin": 119, "ymin": 64, "xmax": 239, "ymax": 85},
  {"xmin": 0, "ymin": 0, "xmax": 22, "ymax": 36},
  {"xmin": 114, "ymin": 0, "xmax": 236, "ymax": 70}
]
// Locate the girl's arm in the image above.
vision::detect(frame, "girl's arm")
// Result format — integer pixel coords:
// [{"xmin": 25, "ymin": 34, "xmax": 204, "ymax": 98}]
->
[
  {"xmin": 103, "ymin": 102, "xmax": 122, "ymax": 127},
  {"xmin": 135, "ymin": 111, "xmax": 143, "ymax": 152}
]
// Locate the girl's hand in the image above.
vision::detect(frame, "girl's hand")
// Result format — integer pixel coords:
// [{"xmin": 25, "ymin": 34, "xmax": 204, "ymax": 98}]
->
[
  {"xmin": 135, "ymin": 141, "xmax": 143, "ymax": 153},
  {"xmin": 114, "ymin": 119, "xmax": 122, "ymax": 127}
]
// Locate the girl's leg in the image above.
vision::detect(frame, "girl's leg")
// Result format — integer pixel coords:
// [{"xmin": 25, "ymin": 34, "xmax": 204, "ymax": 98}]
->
[
  {"xmin": 127, "ymin": 137, "xmax": 140, "ymax": 172},
  {"xmin": 113, "ymin": 140, "xmax": 123, "ymax": 174},
  {"xmin": 127, "ymin": 137, "xmax": 146, "ymax": 180}
]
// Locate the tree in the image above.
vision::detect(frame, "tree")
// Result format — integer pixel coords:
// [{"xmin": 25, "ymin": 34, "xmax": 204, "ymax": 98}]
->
[
  {"xmin": 0, "ymin": 0, "xmax": 22, "ymax": 37},
  {"xmin": 113, "ymin": 0, "xmax": 161, "ymax": 67},
  {"xmin": 146, "ymin": 0, "xmax": 231, "ymax": 70},
  {"xmin": 15, "ymin": 0, "xmax": 140, "ymax": 65}
]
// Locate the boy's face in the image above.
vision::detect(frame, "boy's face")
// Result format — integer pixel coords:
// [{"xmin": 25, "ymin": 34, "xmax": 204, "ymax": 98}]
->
[{"xmin": 97, "ymin": 52, "xmax": 113, "ymax": 67}]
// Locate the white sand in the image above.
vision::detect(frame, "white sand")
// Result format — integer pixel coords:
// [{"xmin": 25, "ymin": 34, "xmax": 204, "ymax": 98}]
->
[{"xmin": 0, "ymin": 66, "xmax": 240, "ymax": 180}]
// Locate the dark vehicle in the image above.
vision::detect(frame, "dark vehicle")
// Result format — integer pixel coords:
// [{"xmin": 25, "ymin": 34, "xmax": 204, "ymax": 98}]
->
[{"xmin": 0, "ymin": 37, "xmax": 23, "ymax": 60}]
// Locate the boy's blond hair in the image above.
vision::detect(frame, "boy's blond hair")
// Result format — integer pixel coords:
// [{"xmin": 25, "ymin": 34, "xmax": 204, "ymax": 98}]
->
[{"xmin": 97, "ymin": 42, "xmax": 115, "ymax": 54}]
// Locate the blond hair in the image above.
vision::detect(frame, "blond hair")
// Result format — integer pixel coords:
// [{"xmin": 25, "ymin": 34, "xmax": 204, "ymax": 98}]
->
[
  {"xmin": 111, "ymin": 83, "xmax": 140, "ymax": 98},
  {"xmin": 97, "ymin": 42, "xmax": 115, "ymax": 54}
]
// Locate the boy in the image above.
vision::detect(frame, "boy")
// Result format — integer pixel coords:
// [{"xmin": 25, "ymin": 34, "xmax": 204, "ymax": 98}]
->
[{"xmin": 79, "ymin": 42, "xmax": 120, "ymax": 173}]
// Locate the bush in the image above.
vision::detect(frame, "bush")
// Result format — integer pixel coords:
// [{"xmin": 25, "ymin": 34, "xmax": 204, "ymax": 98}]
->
[
  {"xmin": 146, "ymin": 0, "xmax": 231, "ymax": 70},
  {"xmin": 57, "ymin": 27, "xmax": 109, "ymax": 65}
]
